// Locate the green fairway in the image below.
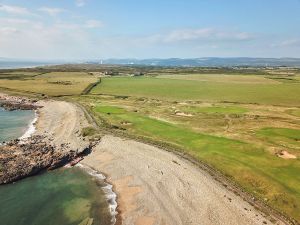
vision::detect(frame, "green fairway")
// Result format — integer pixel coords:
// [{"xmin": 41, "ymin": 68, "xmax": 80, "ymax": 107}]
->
[
  {"xmin": 91, "ymin": 76, "xmax": 300, "ymax": 106},
  {"xmin": 93, "ymin": 104, "xmax": 300, "ymax": 221},
  {"xmin": 257, "ymin": 128, "xmax": 300, "ymax": 151}
]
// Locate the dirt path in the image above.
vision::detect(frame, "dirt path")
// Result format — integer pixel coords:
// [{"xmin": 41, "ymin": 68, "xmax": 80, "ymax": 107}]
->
[{"xmin": 82, "ymin": 135, "xmax": 285, "ymax": 225}]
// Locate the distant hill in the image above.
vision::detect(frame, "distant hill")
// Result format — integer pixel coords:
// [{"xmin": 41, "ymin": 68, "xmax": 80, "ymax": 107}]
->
[{"xmin": 96, "ymin": 58, "xmax": 300, "ymax": 67}]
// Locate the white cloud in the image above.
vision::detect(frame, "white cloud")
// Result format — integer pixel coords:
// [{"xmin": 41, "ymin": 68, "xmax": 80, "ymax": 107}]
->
[
  {"xmin": 0, "ymin": 4, "xmax": 30, "ymax": 15},
  {"xmin": 75, "ymin": 0, "xmax": 86, "ymax": 7},
  {"xmin": 270, "ymin": 39, "xmax": 300, "ymax": 49},
  {"xmin": 0, "ymin": 18, "xmax": 98, "ymax": 59},
  {"xmin": 39, "ymin": 7, "xmax": 65, "ymax": 16},
  {"xmin": 0, "ymin": 27, "xmax": 18, "ymax": 35},
  {"xmin": 147, "ymin": 28, "xmax": 255, "ymax": 43},
  {"xmin": 278, "ymin": 39, "xmax": 300, "ymax": 47},
  {"xmin": 84, "ymin": 19, "xmax": 103, "ymax": 28}
]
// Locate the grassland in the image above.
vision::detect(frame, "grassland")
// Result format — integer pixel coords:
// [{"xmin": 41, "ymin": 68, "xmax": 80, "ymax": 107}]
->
[
  {"xmin": 1, "ymin": 68, "xmax": 300, "ymax": 223},
  {"xmin": 0, "ymin": 72, "xmax": 98, "ymax": 96},
  {"xmin": 91, "ymin": 76, "xmax": 300, "ymax": 106}
]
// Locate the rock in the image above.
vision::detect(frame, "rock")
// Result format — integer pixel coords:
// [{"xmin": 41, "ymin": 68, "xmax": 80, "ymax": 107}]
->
[
  {"xmin": 0, "ymin": 135, "xmax": 83, "ymax": 184},
  {"xmin": 0, "ymin": 100, "xmax": 40, "ymax": 111}
]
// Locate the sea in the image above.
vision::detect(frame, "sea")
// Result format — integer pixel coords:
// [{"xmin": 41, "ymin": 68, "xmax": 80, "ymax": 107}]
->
[
  {"xmin": 0, "ymin": 61, "xmax": 59, "ymax": 69},
  {"xmin": 0, "ymin": 107, "xmax": 113, "ymax": 225}
]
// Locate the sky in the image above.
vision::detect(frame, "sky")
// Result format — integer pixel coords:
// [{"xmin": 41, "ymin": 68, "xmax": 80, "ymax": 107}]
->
[{"xmin": 0, "ymin": 0, "xmax": 300, "ymax": 60}]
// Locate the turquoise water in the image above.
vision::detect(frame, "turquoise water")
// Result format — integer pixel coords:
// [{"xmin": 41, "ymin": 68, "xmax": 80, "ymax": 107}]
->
[
  {"xmin": 0, "ymin": 107, "xmax": 35, "ymax": 143},
  {"xmin": 0, "ymin": 168, "xmax": 112, "ymax": 225},
  {"xmin": 0, "ymin": 108, "xmax": 112, "ymax": 225}
]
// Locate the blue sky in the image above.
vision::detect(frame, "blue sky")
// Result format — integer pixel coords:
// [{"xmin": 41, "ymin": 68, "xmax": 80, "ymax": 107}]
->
[{"xmin": 0, "ymin": 0, "xmax": 300, "ymax": 60}]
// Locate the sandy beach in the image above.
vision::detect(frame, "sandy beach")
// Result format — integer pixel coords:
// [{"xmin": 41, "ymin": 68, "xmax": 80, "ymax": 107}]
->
[
  {"xmin": 35, "ymin": 100, "xmax": 90, "ymax": 153},
  {"xmin": 82, "ymin": 136, "xmax": 287, "ymax": 225}
]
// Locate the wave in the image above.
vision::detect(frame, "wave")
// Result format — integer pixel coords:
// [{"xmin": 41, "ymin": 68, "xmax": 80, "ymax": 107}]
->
[
  {"xmin": 76, "ymin": 164, "xmax": 118, "ymax": 225},
  {"xmin": 20, "ymin": 111, "xmax": 38, "ymax": 140}
]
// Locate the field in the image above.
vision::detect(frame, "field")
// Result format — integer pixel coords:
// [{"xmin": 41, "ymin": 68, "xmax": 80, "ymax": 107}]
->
[
  {"xmin": 1, "ymin": 68, "xmax": 300, "ymax": 223},
  {"xmin": 0, "ymin": 72, "xmax": 98, "ymax": 96},
  {"xmin": 91, "ymin": 75, "xmax": 300, "ymax": 106}
]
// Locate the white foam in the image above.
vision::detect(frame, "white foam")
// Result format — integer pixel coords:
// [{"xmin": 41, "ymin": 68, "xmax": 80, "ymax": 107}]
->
[
  {"xmin": 76, "ymin": 164, "xmax": 118, "ymax": 225},
  {"xmin": 20, "ymin": 111, "xmax": 38, "ymax": 140}
]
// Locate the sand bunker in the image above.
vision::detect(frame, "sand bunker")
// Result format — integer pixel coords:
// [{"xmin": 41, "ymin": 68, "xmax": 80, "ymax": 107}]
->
[
  {"xmin": 277, "ymin": 151, "xmax": 297, "ymax": 159},
  {"xmin": 121, "ymin": 121, "xmax": 132, "ymax": 125},
  {"xmin": 175, "ymin": 112, "xmax": 193, "ymax": 117}
]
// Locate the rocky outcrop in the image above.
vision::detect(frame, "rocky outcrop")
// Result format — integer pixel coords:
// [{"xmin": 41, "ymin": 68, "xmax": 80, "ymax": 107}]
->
[
  {"xmin": 0, "ymin": 94, "xmax": 39, "ymax": 111},
  {"xmin": 0, "ymin": 101, "xmax": 39, "ymax": 111},
  {"xmin": 0, "ymin": 136, "xmax": 90, "ymax": 184}
]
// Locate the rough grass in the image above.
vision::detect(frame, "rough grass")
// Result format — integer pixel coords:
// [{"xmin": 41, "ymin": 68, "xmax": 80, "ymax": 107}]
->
[
  {"xmin": 0, "ymin": 72, "xmax": 98, "ymax": 96},
  {"xmin": 182, "ymin": 106, "xmax": 248, "ymax": 114},
  {"xmin": 91, "ymin": 77, "xmax": 300, "ymax": 106},
  {"xmin": 157, "ymin": 74, "xmax": 279, "ymax": 84},
  {"xmin": 81, "ymin": 127, "xmax": 97, "ymax": 137},
  {"xmin": 286, "ymin": 109, "xmax": 300, "ymax": 117},
  {"xmin": 0, "ymin": 71, "xmax": 41, "ymax": 76},
  {"xmin": 0, "ymin": 71, "xmax": 43, "ymax": 80},
  {"xmin": 93, "ymin": 104, "xmax": 300, "ymax": 221}
]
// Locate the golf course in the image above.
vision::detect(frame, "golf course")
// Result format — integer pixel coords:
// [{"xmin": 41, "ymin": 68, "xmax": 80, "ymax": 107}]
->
[{"xmin": 1, "ymin": 67, "xmax": 300, "ymax": 224}]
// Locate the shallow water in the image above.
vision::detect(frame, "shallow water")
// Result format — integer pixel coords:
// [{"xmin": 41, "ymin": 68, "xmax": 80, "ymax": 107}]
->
[
  {"xmin": 0, "ymin": 168, "xmax": 112, "ymax": 225},
  {"xmin": 0, "ymin": 107, "xmax": 35, "ymax": 143},
  {"xmin": 0, "ymin": 107, "xmax": 112, "ymax": 225}
]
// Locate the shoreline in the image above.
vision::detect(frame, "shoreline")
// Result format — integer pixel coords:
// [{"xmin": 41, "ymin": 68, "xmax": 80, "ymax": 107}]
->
[
  {"xmin": 0, "ymin": 93, "xmax": 39, "ymax": 146},
  {"xmin": 19, "ymin": 110, "xmax": 38, "ymax": 140},
  {"xmin": 76, "ymin": 163, "xmax": 118, "ymax": 225},
  {"xmin": 0, "ymin": 94, "xmax": 91, "ymax": 184},
  {"xmin": 0, "ymin": 93, "xmax": 118, "ymax": 224}
]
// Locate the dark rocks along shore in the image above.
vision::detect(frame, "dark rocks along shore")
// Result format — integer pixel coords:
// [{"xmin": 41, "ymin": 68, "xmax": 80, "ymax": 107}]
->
[{"xmin": 0, "ymin": 136, "xmax": 87, "ymax": 184}]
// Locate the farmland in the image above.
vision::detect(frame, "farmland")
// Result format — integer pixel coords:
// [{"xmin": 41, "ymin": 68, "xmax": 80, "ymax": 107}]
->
[
  {"xmin": 0, "ymin": 72, "xmax": 98, "ymax": 96},
  {"xmin": 91, "ymin": 75, "xmax": 300, "ymax": 106}
]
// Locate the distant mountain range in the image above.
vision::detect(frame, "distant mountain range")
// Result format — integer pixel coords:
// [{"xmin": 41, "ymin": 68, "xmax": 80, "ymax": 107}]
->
[
  {"xmin": 96, "ymin": 58, "xmax": 300, "ymax": 67},
  {"xmin": 2, "ymin": 57, "xmax": 300, "ymax": 68}
]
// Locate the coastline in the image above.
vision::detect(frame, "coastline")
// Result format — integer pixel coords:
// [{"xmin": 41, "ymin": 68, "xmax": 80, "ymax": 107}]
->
[
  {"xmin": 0, "ymin": 93, "xmax": 119, "ymax": 224},
  {"xmin": 0, "ymin": 95, "xmax": 91, "ymax": 184},
  {"xmin": 76, "ymin": 164, "xmax": 118, "ymax": 225},
  {"xmin": 0, "ymin": 94, "xmax": 38, "ymax": 145},
  {"xmin": 19, "ymin": 110, "xmax": 38, "ymax": 140}
]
